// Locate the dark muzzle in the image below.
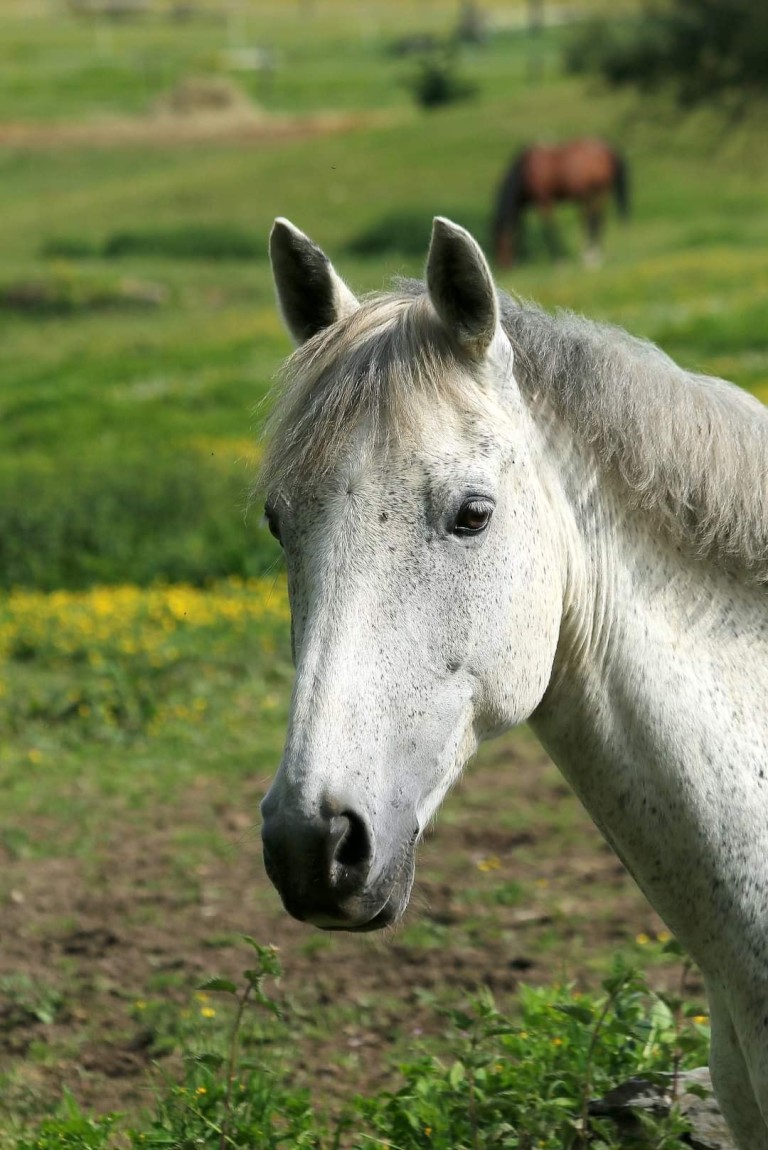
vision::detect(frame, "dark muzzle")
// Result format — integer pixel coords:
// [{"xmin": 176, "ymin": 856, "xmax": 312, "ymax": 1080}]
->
[{"xmin": 261, "ymin": 804, "xmax": 382, "ymax": 928}]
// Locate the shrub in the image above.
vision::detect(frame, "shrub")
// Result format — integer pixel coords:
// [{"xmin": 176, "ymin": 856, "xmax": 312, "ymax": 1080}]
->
[{"xmin": 405, "ymin": 48, "xmax": 477, "ymax": 110}]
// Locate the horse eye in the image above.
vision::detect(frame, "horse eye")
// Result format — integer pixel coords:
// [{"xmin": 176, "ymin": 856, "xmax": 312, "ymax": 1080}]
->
[
  {"xmin": 264, "ymin": 504, "xmax": 281, "ymax": 544},
  {"xmin": 452, "ymin": 499, "xmax": 494, "ymax": 536}
]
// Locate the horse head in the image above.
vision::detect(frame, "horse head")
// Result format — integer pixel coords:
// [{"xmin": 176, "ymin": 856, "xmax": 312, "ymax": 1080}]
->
[{"xmin": 259, "ymin": 218, "xmax": 564, "ymax": 930}]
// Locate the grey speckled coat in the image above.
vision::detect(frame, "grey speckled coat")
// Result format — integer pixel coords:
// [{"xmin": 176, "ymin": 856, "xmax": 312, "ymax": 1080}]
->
[{"xmin": 260, "ymin": 217, "xmax": 768, "ymax": 1150}]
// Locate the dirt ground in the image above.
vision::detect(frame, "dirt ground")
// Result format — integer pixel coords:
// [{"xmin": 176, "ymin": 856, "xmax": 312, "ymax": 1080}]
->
[
  {"xmin": 0, "ymin": 107, "xmax": 401, "ymax": 150},
  {"xmin": 0, "ymin": 732, "xmax": 700, "ymax": 1124}
]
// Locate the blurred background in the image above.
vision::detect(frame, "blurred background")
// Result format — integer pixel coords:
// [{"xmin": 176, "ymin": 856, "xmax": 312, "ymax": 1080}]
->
[{"xmin": 0, "ymin": 0, "xmax": 766, "ymax": 1143}]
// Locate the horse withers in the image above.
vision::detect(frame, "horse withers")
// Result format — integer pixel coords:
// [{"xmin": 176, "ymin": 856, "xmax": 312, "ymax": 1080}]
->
[
  {"xmin": 260, "ymin": 217, "xmax": 768, "ymax": 1149},
  {"xmin": 492, "ymin": 137, "xmax": 629, "ymax": 267}
]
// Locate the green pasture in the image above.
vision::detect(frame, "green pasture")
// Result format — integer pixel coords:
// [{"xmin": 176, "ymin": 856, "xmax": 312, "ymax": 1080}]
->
[
  {"xmin": 0, "ymin": 1, "xmax": 766, "ymax": 1144},
  {"xmin": 0, "ymin": 0, "xmax": 619, "ymax": 122},
  {"xmin": 2, "ymin": 95, "xmax": 767, "ymax": 587}
]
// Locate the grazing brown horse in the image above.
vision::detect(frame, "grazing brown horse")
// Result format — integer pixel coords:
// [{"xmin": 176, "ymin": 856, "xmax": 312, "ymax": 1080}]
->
[{"xmin": 492, "ymin": 138, "xmax": 629, "ymax": 267}]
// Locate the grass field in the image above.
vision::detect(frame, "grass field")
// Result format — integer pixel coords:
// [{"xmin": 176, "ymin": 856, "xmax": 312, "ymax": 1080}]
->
[{"xmin": 0, "ymin": 1, "xmax": 766, "ymax": 1145}]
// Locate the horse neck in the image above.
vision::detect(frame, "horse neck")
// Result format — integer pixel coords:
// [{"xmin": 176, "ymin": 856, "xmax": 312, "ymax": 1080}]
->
[
  {"xmin": 528, "ymin": 412, "xmax": 768, "ymax": 963},
  {"xmin": 530, "ymin": 400, "xmax": 766, "ymax": 680}
]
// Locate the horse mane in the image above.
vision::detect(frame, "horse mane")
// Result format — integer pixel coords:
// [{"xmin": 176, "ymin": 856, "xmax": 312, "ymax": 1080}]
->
[
  {"xmin": 259, "ymin": 281, "xmax": 768, "ymax": 584},
  {"xmin": 499, "ymin": 295, "xmax": 768, "ymax": 583}
]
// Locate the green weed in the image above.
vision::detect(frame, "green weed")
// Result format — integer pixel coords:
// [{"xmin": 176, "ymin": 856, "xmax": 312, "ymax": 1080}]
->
[
  {"xmin": 131, "ymin": 940, "xmax": 323, "ymax": 1149},
  {"xmin": 12, "ymin": 1094, "xmax": 118, "ymax": 1150},
  {"xmin": 7, "ymin": 945, "xmax": 710, "ymax": 1149},
  {"xmin": 0, "ymin": 975, "xmax": 65, "ymax": 1028}
]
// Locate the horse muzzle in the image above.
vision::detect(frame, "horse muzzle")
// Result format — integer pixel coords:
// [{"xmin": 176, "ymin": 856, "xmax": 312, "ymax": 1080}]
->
[{"xmin": 260, "ymin": 797, "xmax": 416, "ymax": 931}]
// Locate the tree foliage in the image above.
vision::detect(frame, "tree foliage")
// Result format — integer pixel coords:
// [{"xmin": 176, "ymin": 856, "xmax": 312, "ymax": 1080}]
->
[{"xmin": 567, "ymin": 0, "xmax": 768, "ymax": 113}]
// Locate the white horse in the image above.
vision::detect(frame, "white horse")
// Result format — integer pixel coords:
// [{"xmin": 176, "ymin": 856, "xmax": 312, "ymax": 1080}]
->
[{"xmin": 259, "ymin": 216, "xmax": 768, "ymax": 1149}]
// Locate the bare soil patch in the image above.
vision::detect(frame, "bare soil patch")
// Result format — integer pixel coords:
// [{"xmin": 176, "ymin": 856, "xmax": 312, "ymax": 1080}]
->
[
  {"xmin": 0, "ymin": 732, "xmax": 696, "ymax": 1121},
  {"xmin": 0, "ymin": 106, "xmax": 400, "ymax": 151}
]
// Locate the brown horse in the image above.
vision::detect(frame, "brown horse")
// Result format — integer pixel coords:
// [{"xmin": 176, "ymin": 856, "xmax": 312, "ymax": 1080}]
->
[{"xmin": 492, "ymin": 138, "xmax": 629, "ymax": 267}]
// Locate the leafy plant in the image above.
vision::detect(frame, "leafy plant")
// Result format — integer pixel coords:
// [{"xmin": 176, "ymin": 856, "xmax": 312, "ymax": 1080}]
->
[{"xmin": 353, "ymin": 957, "xmax": 709, "ymax": 1149}]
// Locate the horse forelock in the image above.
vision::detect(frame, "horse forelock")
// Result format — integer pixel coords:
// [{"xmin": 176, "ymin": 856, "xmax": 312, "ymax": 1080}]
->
[
  {"xmin": 259, "ymin": 281, "xmax": 768, "ymax": 584},
  {"xmin": 258, "ymin": 284, "xmax": 499, "ymax": 495}
]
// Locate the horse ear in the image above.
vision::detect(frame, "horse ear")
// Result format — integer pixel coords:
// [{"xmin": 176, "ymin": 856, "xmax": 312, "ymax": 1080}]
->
[
  {"xmin": 426, "ymin": 217, "xmax": 500, "ymax": 358},
  {"xmin": 269, "ymin": 218, "xmax": 359, "ymax": 345}
]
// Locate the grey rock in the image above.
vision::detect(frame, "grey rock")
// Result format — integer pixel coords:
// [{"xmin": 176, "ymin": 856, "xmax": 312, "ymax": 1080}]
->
[{"xmin": 589, "ymin": 1068, "xmax": 736, "ymax": 1150}]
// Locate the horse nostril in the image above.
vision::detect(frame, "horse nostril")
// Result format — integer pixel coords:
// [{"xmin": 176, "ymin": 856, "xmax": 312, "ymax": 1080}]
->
[{"xmin": 329, "ymin": 811, "xmax": 372, "ymax": 873}]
